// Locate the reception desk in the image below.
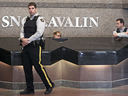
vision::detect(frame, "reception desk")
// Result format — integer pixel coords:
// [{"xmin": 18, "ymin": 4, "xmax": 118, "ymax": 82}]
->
[
  {"xmin": 0, "ymin": 37, "xmax": 128, "ymax": 65},
  {"xmin": 0, "ymin": 37, "xmax": 128, "ymax": 89}
]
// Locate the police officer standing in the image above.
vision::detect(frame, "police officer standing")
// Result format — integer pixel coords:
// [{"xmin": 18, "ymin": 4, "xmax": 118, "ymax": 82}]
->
[{"xmin": 20, "ymin": 2, "xmax": 54, "ymax": 95}]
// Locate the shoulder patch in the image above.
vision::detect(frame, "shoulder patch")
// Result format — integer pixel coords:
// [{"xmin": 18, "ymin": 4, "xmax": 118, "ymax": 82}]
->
[{"xmin": 40, "ymin": 19, "xmax": 44, "ymax": 22}]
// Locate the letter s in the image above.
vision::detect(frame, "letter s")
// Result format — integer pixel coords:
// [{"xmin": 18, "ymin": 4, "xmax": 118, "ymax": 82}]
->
[{"xmin": 2, "ymin": 16, "xmax": 9, "ymax": 27}]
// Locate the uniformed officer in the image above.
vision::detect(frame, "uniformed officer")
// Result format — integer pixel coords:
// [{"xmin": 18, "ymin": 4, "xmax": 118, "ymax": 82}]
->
[
  {"xmin": 20, "ymin": 2, "xmax": 54, "ymax": 95},
  {"xmin": 113, "ymin": 18, "xmax": 128, "ymax": 37}
]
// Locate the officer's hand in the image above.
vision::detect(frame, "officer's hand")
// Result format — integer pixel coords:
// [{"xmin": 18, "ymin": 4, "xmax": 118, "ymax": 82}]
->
[
  {"xmin": 125, "ymin": 32, "xmax": 128, "ymax": 34},
  {"xmin": 113, "ymin": 33, "xmax": 117, "ymax": 37},
  {"xmin": 22, "ymin": 38, "xmax": 29, "ymax": 46},
  {"xmin": 22, "ymin": 42, "xmax": 25, "ymax": 47}
]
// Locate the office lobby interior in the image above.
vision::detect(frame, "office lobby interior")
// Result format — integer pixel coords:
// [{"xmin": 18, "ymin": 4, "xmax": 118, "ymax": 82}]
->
[{"xmin": 0, "ymin": 0, "xmax": 128, "ymax": 96}]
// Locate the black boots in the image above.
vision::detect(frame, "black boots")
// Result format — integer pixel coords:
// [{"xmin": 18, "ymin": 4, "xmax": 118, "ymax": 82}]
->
[
  {"xmin": 20, "ymin": 83, "xmax": 55, "ymax": 95},
  {"xmin": 20, "ymin": 89, "xmax": 34, "ymax": 95},
  {"xmin": 44, "ymin": 83, "xmax": 55, "ymax": 94}
]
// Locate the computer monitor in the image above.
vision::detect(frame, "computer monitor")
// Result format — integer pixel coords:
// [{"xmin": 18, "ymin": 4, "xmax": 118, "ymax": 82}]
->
[{"xmin": 52, "ymin": 38, "xmax": 68, "ymax": 42}]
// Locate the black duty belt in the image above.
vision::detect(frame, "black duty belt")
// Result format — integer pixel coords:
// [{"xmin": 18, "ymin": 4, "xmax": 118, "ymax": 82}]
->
[{"xmin": 30, "ymin": 40, "xmax": 40, "ymax": 46}]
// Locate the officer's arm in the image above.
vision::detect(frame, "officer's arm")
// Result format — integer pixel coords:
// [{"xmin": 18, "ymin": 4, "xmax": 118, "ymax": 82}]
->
[
  {"xmin": 113, "ymin": 30, "xmax": 128, "ymax": 37},
  {"xmin": 116, "ymin": 32, "xmax": 128, "ymax": 37},
  {"xmin": 125, "ymin": 29, "xmax": 128, "ymax": 34},
  {"xmin": 28, "ymin": 17, "xmax": 45, "ymax": 43},
  {"xmin": 116, "ymin": 29, "xmax": 128, "ymax": 37},
  {"xmin": 113, "ymin": 31, "xmax": 117, "ymax": 37},
  {"xmin": 20, "ymin": 25, "xmax": 24, "ymax": 40}
]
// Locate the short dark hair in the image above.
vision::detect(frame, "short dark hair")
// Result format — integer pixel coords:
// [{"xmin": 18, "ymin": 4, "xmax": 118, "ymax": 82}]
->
[
  {"xmin": 28, "ymin": 2, "xmax": 37, "ymax": 8},
  {"xmin": 116, "ymin": 18, "xmax": 124, "ymax": 25}
]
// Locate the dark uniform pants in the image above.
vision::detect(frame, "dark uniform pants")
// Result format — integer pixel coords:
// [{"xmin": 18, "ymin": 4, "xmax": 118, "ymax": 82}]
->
[{"xmin": 22, "ymin": 44, "xmax": 53, "ymax": 91}]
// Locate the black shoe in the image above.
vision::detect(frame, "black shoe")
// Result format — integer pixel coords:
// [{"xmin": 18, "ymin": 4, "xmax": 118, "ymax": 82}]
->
[
  {"xmin": 44, "ymin": 83, "xmax": 55, "ymax": 94},
  {"xmin": 20, "ymin": 89, "xmax": 34, "ymax": 95}
]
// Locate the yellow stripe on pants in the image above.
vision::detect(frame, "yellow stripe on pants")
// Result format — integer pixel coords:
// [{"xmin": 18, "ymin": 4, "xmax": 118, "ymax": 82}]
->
[{"xmin": 39, "ymin": 46, "xmax": 52, "ymax": 87}]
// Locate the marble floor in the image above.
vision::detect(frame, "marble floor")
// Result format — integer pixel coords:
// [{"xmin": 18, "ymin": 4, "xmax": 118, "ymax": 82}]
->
[{"xmin": 1, "ymin": 85, "xmax": 128, "ymax": 96}]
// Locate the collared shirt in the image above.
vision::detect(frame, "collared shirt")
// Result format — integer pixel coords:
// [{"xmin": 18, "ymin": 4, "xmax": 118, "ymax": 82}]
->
[
  {"xmin": 20, "ymin": 13, "xmax": 45, "ymax": 43},
  {"xmin": 113, "ymin": 27, "xmax": 128, "ymax": 37}
]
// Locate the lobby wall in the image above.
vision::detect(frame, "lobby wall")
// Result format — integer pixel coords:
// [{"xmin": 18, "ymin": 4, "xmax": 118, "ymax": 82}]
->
[{"xmin": 0, "ymin": 0, "xmax": 127, "ymax": 37}]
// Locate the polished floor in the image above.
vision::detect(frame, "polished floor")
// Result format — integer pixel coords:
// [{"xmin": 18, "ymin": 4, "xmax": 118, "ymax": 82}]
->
[{"xmin": 1, "ymin": 85, "xmax": 128, "ymax": 96}]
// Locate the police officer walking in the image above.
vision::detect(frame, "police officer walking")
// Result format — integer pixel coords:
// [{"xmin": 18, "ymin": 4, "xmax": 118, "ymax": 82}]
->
[{"xmin": 20, "ymin": 2, "xmax": 54, "ymax": 95}]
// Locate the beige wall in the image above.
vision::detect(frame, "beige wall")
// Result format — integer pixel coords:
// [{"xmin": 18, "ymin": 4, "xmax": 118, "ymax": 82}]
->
[
  {"xmin": 0, "ymin": 0, "xmax": 127, "ymax": 37},
  {"xmin": 0, "ymin": 0, "xmax": 123, "ymax": 3}
]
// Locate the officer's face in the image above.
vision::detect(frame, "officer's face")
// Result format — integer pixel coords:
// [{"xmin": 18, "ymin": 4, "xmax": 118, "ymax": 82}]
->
[
  {"xmin": 28, "ymin": 6, "xmax": 37, "ymax": 16},
  {"xmin": 116, "ymin": 20, "xmax": 123, "ymax": 29},
  {"xmin": 54, "ymin": 33, "xmax": 61, "ymax": 38}
]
